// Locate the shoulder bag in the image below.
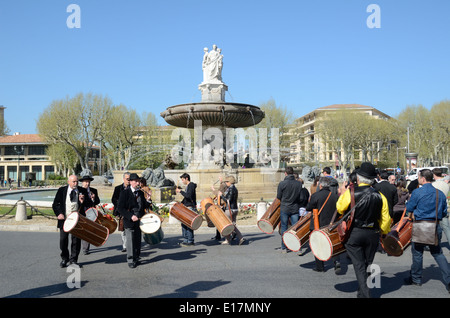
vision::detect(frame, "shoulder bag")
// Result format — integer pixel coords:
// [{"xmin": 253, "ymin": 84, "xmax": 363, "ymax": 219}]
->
[{"xmin": 411, "ymin": 189, "xmax": 439, "ymax": 246}]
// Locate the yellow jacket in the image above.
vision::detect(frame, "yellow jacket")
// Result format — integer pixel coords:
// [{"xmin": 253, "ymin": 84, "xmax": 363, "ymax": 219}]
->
[{"xmin": 336, "ymin": 183, "xmax": 391, "ymax": 235}]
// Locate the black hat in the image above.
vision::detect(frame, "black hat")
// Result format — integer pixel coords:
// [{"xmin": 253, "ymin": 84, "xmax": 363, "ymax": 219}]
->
[
  {"xmin": 356, "ymin": 162, "xmax": 377, "ymax": 179},
  {"xmin": 129, "ymin": 173, "xmax": 140, "ymax": 181},
  {"xmin": 79, "ymin": 175, "xmax": 94, "ymax": 182}
]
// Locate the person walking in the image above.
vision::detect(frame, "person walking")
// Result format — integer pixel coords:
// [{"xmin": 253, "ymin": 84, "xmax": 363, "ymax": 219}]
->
[
  {"xmin": 405, "ymin": 169, "xmax": 449, "ymax": 293},
  {"xmin": 276, "ymin": 167, "xmax": 303, "ymax": 253},
  {"xmin": 336, "ymin": 162, "xmax": 391, "ymax": 298}
]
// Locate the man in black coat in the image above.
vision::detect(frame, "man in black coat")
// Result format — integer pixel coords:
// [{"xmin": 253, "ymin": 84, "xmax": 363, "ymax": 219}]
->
[
  {"xmin": 111, "ymin": 172, "xmax": 130, "ymax": 252},
  {"xmin": 176, "ymin": 173, "xmax": 198, "ymax": 246},
  {"xmin": 277, "ymin": 167, "xmax": 302, "ymax": 253},
  {"xmin": 373, "ymin": 170, "xmax": 398, "ymax": 219},
  {"xmin": 52, "ymin": 175, "xmax": 93, "ymax": 268},
  {"xmin": 306, "ymin": 177, "xmax": 339, "ymax": 273},
  {"xmin": 117, "ymin": 173, "xmax": 149, "ymax": 268}
]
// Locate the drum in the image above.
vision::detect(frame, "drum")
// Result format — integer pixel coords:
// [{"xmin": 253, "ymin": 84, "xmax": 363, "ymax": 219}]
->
[
  {"xmin": 63, "ymin": 212, "xmax": 109, "ymax": 247},
  {"xmin": 140, "ymin": 213, "xmax": 162, "ymax": 234},
  {"xmin": 382, "ymin": 217, "xmax": 412, "ymax": 256},
  {"xmin": 143, "ymin": 228, "xmax": 164, "ymax": 245},
  {"xmin": 200, "ymin": 198, "xmax": 215, "ymax": 228},
  {"xmin": 206, "ymin": 204, "xmax": 235, "ymax": 237},
  {"xmin": 309, "ymin": 227, "xmax": 346, "ymax": 261},
  {"xmin": 282, "ymin": 212, "xmax": 312, "ymax": 252},
  {"xmin": 85, "ymin": 207, "xmax": 118, "ymax": 234},
  {"xmin": 169, "ymin": 202, "xmax": 203, "ymax": 230},
  {"xmin": 257, "ymin": 198, "xmax": 281, "ymax": 234}
]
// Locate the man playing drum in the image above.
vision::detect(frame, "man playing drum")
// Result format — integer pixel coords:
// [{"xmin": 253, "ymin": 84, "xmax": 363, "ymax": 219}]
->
[
  {"xmin": 336, "ymin": 162, "xmax": 390, "ymax": 298},
  {"xmin": 117, "ymin": 173, "xmax": 150, "ymax": 268},
  {"xmin": 52, "ymin": 175, "xmax": 93, "ymax": 268},
  {"xmin": 176, "ymin": 173, "xmax": 198, "ymax": 246},
  {"xmin": 305, "ymin": 177, "xmax": 339, "ymax": 273},
  {"xmin": 277, "ymin": 167, "xmax": 303, "ymax": 253}
]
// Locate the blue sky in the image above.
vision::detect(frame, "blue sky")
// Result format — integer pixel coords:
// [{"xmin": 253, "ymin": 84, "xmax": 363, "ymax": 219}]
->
[{"xmin": 0, "ymin": 0, "xmax": 449, "ymax": 135}]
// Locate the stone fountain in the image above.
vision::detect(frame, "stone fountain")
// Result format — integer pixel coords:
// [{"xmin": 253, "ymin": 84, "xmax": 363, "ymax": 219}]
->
[
  {"xmin": 113, "ymin": 45, "xmax": 284, "ymax": 202},
  {"xmin": 159, "ymin": 45, "xmax": 284, "ymax": 202}
]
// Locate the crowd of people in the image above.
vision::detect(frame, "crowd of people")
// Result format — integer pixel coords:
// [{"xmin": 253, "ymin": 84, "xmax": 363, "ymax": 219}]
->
[{"xmin": 52, "ymin": 163, "xmax": 449, "ymax": 297}]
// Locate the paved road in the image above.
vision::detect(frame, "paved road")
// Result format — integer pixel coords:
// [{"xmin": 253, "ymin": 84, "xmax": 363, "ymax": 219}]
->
[{"xmin": 0, "ymin": 228, "xmax": 449, "ymax": 302}]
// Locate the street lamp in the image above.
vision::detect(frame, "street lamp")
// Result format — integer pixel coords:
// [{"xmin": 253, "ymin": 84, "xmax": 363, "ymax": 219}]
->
[{"xmin": 14, "ymin": 145, "xmax": 24, "ymax": 188}]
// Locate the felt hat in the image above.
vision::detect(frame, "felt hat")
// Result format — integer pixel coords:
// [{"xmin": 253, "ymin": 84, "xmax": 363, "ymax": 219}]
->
[{"xmin": 356, "ymin": 162, "xmax": 377, "ymax": 179}]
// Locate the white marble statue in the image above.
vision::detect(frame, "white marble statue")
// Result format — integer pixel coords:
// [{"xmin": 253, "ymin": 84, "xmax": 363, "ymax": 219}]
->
[{"xmin": 202, "ymin": 44, "xmax": 224, "ymax": 84}]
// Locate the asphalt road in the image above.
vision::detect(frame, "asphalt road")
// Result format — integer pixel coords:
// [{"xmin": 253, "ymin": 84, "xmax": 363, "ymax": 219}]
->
[{"xmin": 0, "ymin": 228, "xmax": 449, "ymax": 303}]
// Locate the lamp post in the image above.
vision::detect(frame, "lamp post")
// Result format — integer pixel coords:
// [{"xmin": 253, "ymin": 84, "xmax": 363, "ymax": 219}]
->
[{"xmin": 14, "ymin": 145, "xmax": 24, "ymax": 188}]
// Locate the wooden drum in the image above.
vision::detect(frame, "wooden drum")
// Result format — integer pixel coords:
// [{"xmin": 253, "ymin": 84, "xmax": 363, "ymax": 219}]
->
[
  {"xmin": 85, "ymin": 207, "xmax": 117, "ymax": 235},
  {"xmin": 282, "ymin": 212, "xmax": 312, "ymax": 252},
  {"xmin": 200, "ymin": 198, "xmax": 215, "ymax": 227},
  {"xmin": 169, "ymin": 202, "xmax": 203, "ymax": 230},
  {"xmin": 63, "ymin": 212, "xmax": 109, "ymax": 247},
  {"xmin": 206, "ymin": 204, "xmax": 235, "ymax": 237},
  {"xmin": 309, "ymin": 227, "xmax": 346, "ymax": 261},
  {"xmin": 382, "ymin": 217, "xmax": 412, "ymax": 256},
  {"xmin": 257, "ymin": 198, "xmax": 281, "ymax": 234}
]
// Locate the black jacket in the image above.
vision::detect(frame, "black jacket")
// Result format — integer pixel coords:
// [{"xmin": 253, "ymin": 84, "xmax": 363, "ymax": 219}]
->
[
  {"xmin": 180, "ymin": 182, "xmax": 197, "ymax": 208},
  {"xmin": 117, "ymin": 187, "xmax": 149, "ymax": 229},
  {"xmin": 111, "ymin": 183, "xmax": 128, "ymax": 216},
  {"xmin": 85, "ymin": 187, "xmax": 100, "ymax": 206},
  {"xmin": 306, "ymin": 188, "xmax": 338, "ymax": 230},
  {"xmin": 276, "ymin": 175, "xmax": 303, "ymax": 214},
  {"xmin": 52, "ymin": 185, "xmax": 94, "ymax": 229},
  {"xmin": 223, "ymin": 184, "xmax": 238, "ymax": 210},
  {"xmin": 373, "ymin": 180, "xmax": 398, "ymax": 217}
]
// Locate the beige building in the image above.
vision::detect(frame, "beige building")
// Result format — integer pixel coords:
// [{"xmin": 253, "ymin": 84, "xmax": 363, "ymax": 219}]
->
[
  {"xmin": 0, "ymin": 133, "xmax": 56, "ymax": 183},
  {"xmin": 288, "ymin": 104, "xmax": 391, "ymax": 166}
]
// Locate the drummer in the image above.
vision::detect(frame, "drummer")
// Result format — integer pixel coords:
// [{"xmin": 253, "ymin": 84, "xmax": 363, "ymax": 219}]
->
[
  {"xmin": 80, "ymin": 171, "xmax": 101, "ymax": 255},
  {"xmin": 176, "ymin": 173, "xmax": 198, "ymax": 247},
  {"xmin": 305, "ymin": 177, "xmax": 339, "ymax": 273},
  {"xmin": 52, "ymin": 175, "xmax": 93, "ymax": 268},
  {"xmin": 219, "ymin": 176, "xmax": 245, "ymax": 245},
  {"xmin": 210, "ymin": 174, "xmax": 228, "ymax": 241},
  {"xmin": 117, "ymin": 173, "xmax": 150, "ymax": 268},
  {"xmin": 336, "ymin": 162, "xmax": 390, "ymax": 298}
]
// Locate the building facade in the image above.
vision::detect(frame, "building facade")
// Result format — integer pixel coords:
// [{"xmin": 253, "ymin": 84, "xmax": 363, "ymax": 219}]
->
[
  {"xmin": 288, "ymin": 104, "xmax": 391, "ymax": 166},
  {"xmin": 0, "ymin": 133, "xmax": 56, "ymax": 183}
]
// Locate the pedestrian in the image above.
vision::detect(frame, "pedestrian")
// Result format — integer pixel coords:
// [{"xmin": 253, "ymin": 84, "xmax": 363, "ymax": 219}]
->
[
  {"xmin": 306, "ymin": 177, "xmax": 339, "ymax": 273},
  {"xmin": 276, "ymin": 167, "xmax": 302, "ymax": 253},
  {"xmin": 176, "ymin": 173, "xmax": 198, "ymax": 246},
  {"xmin": 405, "ymin": 169, "xmax": 449, "ymax": 293},
  {"xmin": 117, "ymin": 173, "xmax": 149, "ymax": 268},
  {"xmin": 322, "ymin": 167, "xmax": 339, "ymax": 195},
  {"xmin": 52, "ymin": 174, "xmax": 93, "ymax": 268},
  {"xmin": 111, "ymin": 172, "xmax": 130, "ymax": 253},
  {"xmin": 373, "ymin": 170, "xmax": 399, "ymax": 220},
  {"xmin": 432, "ymin": 169, "xmax": 450, "ymax": 250},
  {"xmin": 392, "ymin": 179, "xmax": 410, "ymax": 224},
  {"xmin": 336, "ymin": 162, "xmax": 391, "ymax": 298},
  {"xmin": 219, "ymin": 176, "xmax": 245, "ymax": 245}
]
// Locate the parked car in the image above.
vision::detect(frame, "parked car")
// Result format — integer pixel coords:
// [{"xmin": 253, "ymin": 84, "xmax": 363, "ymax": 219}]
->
[{"xmin": 406, "ymin": 166, "xmax": 448, "ymax": 181}]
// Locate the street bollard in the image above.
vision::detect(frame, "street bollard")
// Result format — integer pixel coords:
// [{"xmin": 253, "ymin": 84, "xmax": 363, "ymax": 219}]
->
[
  {"xmin": 15, "ymin": 200, "xmax": 27, "ymax": 221},
  {"xmin": 257, "ymin": 199, "xmax": 268, "ymax": 221}
]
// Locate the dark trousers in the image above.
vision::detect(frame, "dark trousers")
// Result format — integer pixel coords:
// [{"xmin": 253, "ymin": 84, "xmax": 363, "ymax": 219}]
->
[
  {"xmin": 125, "ymin": 226, "xmax": 142, "ymax": 263},
  {"xmin": 344, "ymin": 227, "xmax": 379, "ymax": 298},
  {"xmin": 59, "ymin": 229, "xmax": 81, "ymax": 262}
]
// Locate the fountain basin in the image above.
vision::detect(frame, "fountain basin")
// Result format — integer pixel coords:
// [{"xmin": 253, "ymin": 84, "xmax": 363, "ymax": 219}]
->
[{"xmin": 160, "ymin": 102, "xmax": 265, "ymax": 129}]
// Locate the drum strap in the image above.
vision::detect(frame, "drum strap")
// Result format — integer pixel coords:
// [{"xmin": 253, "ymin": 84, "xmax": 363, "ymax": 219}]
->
[{"xmin": 318, "ymin": 192, "xmax": 332, "ymax": 216}]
